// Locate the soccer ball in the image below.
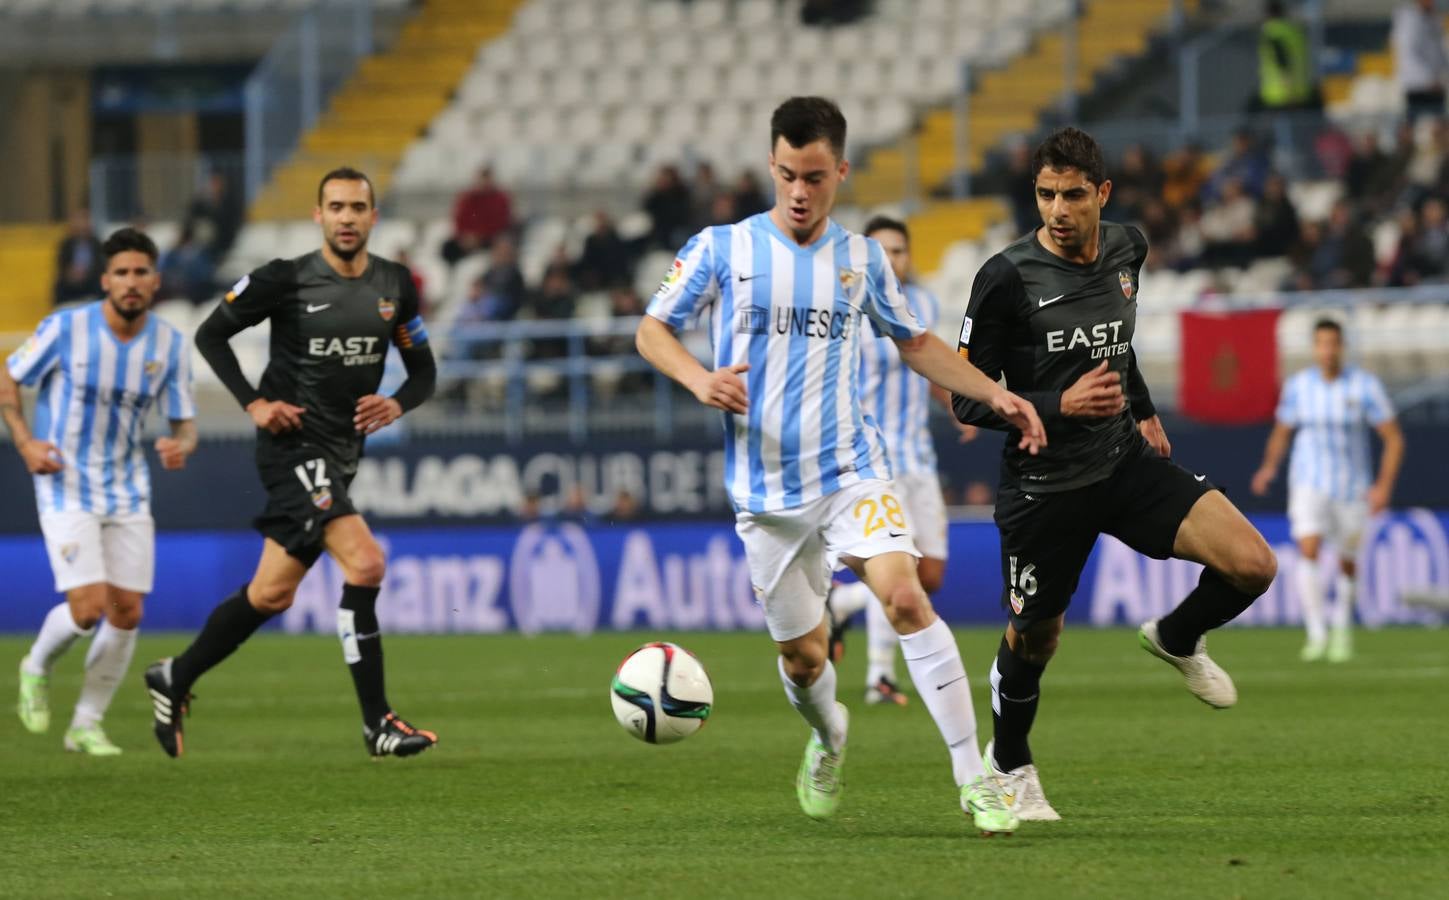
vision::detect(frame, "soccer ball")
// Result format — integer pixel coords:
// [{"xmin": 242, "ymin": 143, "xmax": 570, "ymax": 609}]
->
[{"xmin": 610, "ymin": 642, "xmax": 713, "ymax": 744}]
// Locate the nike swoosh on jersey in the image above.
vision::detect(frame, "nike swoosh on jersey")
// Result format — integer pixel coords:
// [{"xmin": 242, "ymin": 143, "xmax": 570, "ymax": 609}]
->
[
  {"xmin": 887, "ymin": 530, "xmax": 908, "ymax": 538},
  {"xmin": 737, "ymin": 273, "xmax": 763, "ymax": 282},
  {"xmin": 305, "ymin": 303, "xmax": 331, "ymax": 313},
  {"xmin": 1038, "ymin": 294, "xmax": 1066, "ymax": 307}
]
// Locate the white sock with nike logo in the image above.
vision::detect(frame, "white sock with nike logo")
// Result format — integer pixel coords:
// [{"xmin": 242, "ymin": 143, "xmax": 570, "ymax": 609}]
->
[{"xmin": 900, "ymin": 618, "xmax": 985, "ymax": 786}]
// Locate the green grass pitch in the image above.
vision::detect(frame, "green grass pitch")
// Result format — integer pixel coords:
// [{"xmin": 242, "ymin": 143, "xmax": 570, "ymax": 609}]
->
[{"xmin": 1, "ymin": 627, "xmax": 1445, "ymax": 899}]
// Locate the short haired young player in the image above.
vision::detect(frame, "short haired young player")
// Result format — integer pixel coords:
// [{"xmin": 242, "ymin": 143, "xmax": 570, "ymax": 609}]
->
[
  {"xmin": 1251, "ymin": 318, "xmax": 1403, "ymax": 662},
  {"xmin": 144, "ymin": 168, "xmax": 439, "ymax": 759},
  {"xmin": 636, "ymin": 97, "xmax": 1047, "ymax": 835},
  {"xmin": 825, "ymin": 215, "xmax": 977, "ymax": 707},
  {"xmin": 953, "ymin": 128, "xmax": 1278, "ymax": 821},
  {"xmin": 3, "ymin": 228, "xmax": 196, "ymax": 755}
]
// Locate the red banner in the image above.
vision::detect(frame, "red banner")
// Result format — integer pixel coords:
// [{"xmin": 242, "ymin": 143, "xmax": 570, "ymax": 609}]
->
[{"xmin": 1178, "ymin": 308, "xmax": 1281, "ymax": 423}]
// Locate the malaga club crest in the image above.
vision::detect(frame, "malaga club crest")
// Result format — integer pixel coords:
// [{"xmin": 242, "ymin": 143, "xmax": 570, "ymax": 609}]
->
[
  {"xmin": 1119, "ymin": 270, "xmax": 1135, "ymax": 300},
  {"xmin": 144, "ymin": 359, "xmax": 163, "ymax": 378},
  {"xmin": 60, "ymin": 543, "xmax": 79, "ymax": 565},
  {"xmin": 377, "ymin": 298, "xmax": 397, "ymax": 322}
]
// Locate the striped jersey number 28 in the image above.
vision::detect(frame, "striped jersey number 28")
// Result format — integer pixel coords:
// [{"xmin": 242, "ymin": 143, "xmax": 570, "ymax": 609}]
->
[{"xmin": 854, "ymin": 492, "xmax": 907, "ymax": 538}]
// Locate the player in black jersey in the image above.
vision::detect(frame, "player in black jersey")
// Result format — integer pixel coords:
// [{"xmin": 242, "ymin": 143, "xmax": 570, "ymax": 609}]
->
[
  {"xmin": 951, "ymin": 129, "xmax": 1277, "ymax": 820},
  {"xmin": 144, "ymin": 168, "xmax": 439, "ymax": 759}
]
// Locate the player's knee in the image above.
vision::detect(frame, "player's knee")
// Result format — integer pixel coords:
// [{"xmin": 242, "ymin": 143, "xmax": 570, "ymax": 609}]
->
[
  {"xmin": 106, "ymin": 603, "xmax": 143, "ymax": 630},
  {"xmin": 1340, "ymin": 557, "xmax": 1357, "ymax": 578},
  {"xmin": 1018, "ymin": 622, "xmax": 1062, "ymax": 664},
  {"xmin": 347, "ymin": 548, "xmax": 387, "ymax": 587},
  {"xmin": 1228, "ymin": 540, "xmax": 1278, "ymax": 596},
  {"xmin": 247, "ymin": 582, "xmax": 296, "ymax": 614},
  {"xmin": 779, "ymin": 643, "xmax": 827, "ymax": 686},
  {"xmin": 887, "ymin": 587, "xmax": 932, "ymax": 633}
]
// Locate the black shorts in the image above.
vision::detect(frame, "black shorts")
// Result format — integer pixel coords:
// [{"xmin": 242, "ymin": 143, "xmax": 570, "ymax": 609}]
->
[
  {"xmin": 253, "ymin": 446, "xmax": 357, "ymax": 567},
  {"xmin": 993, "ymin": 439, "xmax": 1217, "ymax": 631}
]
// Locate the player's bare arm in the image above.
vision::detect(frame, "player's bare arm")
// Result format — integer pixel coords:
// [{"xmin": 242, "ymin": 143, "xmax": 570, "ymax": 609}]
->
[
  {"xmin": 894, "ymin": 331, "xmax": 1045, "ymax": 453},
  {"xmin": 1368, "ymin": 418, "xmax": 1405, "ymax": 513},
  {"xmin": 1060, "ymin": 361, "xmax": 1125, "ymax": 418},
  {"xmin": 635, "ymin": 316, "xmax": 749, "ymax": 414},
  {"xmin": 155, "ymin": 419, "xmax": 197, "ymax": 471},
  {"xmin": 929, "ymin": 384, "xmax": 977, "ymax": 443},
  {"xmin": 0, "ymin": 365, "xmax": 62, "ymax": 474},
  {"xmin": 1251, "ymin": 421, "xmax": 1295, "ymax": 496}
]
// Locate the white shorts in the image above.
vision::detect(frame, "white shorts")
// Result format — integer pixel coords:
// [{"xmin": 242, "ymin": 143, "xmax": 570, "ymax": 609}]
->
[
  {"xmin": 38, "ymin": 510, "xmax": 155, "ymax": 594},
  {"xmin": 736, "ymin": 479, "xmax": 920, "ymax": 642},
  {"xmin": 1288, "ymin": 487, "xmax": 1368, "ymax": 554},
  {"xmin": 894, "ymin": 470, "xmax": 949, "ymax": 561}
]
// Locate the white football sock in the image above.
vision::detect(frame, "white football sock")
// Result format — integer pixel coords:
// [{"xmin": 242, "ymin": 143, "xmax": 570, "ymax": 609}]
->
[
  {"xmin": 829, "ymin": 581, "xmax": 874, "ymax": 624},
  {"xmin": 1295, "ymin": 557, "xmax": 1326, "ymax": 646},
  {"xmin": 72, "ymin": 621, "xmax": 138, "ymax": 729},
  {"xmin": 900, "ymin": 618, "xmax": 984, "ymax": 786},
  {"xmin": 778, "ymin": 656, "xmax": 847, "ymax": 753},
  {"xmin": 865, "ymin": 595, "xmax": 898, "ymax": 685},
  {"xmin": 22, "ymin": 603, "xmax": 92, "ymax": 677},
  {"xmin": 1332, "ymin": 573, "xmax": 1356, "ymax": 632}
]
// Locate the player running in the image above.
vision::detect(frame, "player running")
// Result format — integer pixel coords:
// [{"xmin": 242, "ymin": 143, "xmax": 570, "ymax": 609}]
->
[
  {"xmin": 3, "ymin": 228, "xmax": 196, "ymax": 755},
  {"xmin": 636, "ymin": 97, "xmax": 1046, "ymax": 835},
  {"xmin": 1251, "ymin": 318, "xmax": 1403, "ymax": 662},
  {"xmin": 826, "ymin": 215, "xmax": 977, "ymax": 707},
  {"xmin": 144, "ymin": 167, "xmax": 438, "ymax": 759},
  {"xmin": 952, "ymin": 128, "xmax": 1278, "ymax": 821}
]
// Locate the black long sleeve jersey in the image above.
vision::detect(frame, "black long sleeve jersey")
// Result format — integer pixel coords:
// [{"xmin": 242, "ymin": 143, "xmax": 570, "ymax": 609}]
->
[{"xmin": 952, "ymin": 222, "xmax": 1157, "ymax": 493}]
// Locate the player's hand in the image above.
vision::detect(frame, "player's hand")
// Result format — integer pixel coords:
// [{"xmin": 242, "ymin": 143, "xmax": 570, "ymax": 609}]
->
[
  {"xmin": 991, "ymin": 389, "xmax": 1047, "ymax": 455},
  {"xmin": 953, "ymin": 420, "xmax": 979, "ymax": 444},
  {"xmin": 692, "ymin": 363, "xmax": 749, "ymax": 414},
  {"xmin": 1060, "ymin": 361, "xmax": 1124, "ymax": 418},
  {"xmin": 18, "ymin": 439, "xmax": 63, "ymax": 474},
  {"xmin": 354, "ymin": 394, "xmax": 403, "ymax": 435},
  {"xmin": 153, "ymin": 436, "xmax": 189, "ymax": 470},
  {"xmin": 1138, "ymin": 415, "xmax": 1171, "ymax": 458},
  {"xmin": 1367, "ymin": 483, "xmax": 1391, "ymax": 515},
  {"xmin": 1250, "ymin": 466, "xmax": 1275, "ymax": 497},
  {"xmin": 247, "ymin": 398, "xmax": 305, "ymax": 434}
]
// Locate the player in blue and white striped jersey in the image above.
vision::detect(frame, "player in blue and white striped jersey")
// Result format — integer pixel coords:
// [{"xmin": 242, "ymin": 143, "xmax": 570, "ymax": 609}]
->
[
  {"xmin": 1252, "ymin": 318, "xmax": 1403, "ymax": 662},
  {"xmin": 827, "ymin": 216, "xmax": 979, "ymax": 708},
  {"xmin": 637, "ymin": 97, "xmax": 1045, "ymax": 834},
  {"xmin": 1, "ymin": 228, "xmax": 196, "ymax": 754}
]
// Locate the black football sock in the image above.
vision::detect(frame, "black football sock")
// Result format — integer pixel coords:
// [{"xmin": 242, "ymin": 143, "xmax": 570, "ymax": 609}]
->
[
  {"xmin": 989, "ymin": 636, "xmax": 1045, "ymax": 773},
  {"xmin": 338, "ymin": 584, "xmax": 390, "ymax": 726},
  {"xmin": 1156, "ymin": 568, "xmax": 1260, "ymax": 657},
  {"xmin": 170, "ymin": 585, "xmax": 273, "ymax": 695}
]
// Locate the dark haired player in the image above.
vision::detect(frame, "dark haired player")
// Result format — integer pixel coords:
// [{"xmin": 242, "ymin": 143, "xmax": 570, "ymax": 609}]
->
[
  {"xmin": 953, "ymin": 128, "xmax": 1278, "ymax": 820},
  {"xmin": 144, "ymin": 168, "xmax": 438, "ymax": 759},
  {"xmin": 4, "ymin": 228, "xmax": 196, "ymax": 754},
  {"xmin": 638, "ymin": 97, "xmax": 1045, "ymax": 834}
]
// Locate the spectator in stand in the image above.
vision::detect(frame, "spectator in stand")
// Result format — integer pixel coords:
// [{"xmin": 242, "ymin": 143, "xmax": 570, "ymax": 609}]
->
[
  {"xmin": 642, "ymin": 164, "xmax": 694, "ymax": 250},
  {"xmin": 53, "ymin": 207, "xmax": 105, "ymax": 304},
  {"xmin": 1254, "ymin": 172, "xmax": 1302, "ymax": 259},
  {"xmin": 1204, "ymin": 129, "xmax": 1271, "ymax": 202},
  {"xmin": 730, "ymin": 170, "xmax": 769, "ymax": 218},
  {"xmin": 1405, "ymin": 117, "xmax": 1449, "ymax": 201},
  {"xmin": 610, "ymin": 489, "xmax": 641, "ymax": 522},
  {"xmin": 528, "ymin": 265, "xmax": 577, "ymax": 360},
  {"xmin": 1402, "ymin": 197, "xmax": 1449, "ymax": 282},
  {"xmin": 1136, "ymin": 199, "xmax": 1178, "ymax": 271},
  {"xmin": 574, "ymin": 210, "xmax": 633, "ymax": 290},
  {"xmin": 1256, "ymin": 1, "xmax": 1317, "ymax": 111},
  {"xmin": 707, "ymin": 191, "xmax": 737, "ymax": 226},
  {"xmin": 1345, "ymin": 132, "xmax": 1395, "ymax": 210},
  {"xmin": 457, "ymin": 234, "xmax": 525, "ymax": 324},
  {"xmin": 1161, "ymin": 142, "xmax": 1213, "ymax": 209},
  {"xmin": 1392, "ymin": 0, "xmax": 1449, "ymax": 121},
  {"xmin": 442, "ymin": 167, "xmax": 514, "ymax": 265},
  {"xmin": 1307, "ymin": 200, "xmax": 1377, "ymax": 289},
  {"xmin": 1200, "ymin": 178, "xmax": 1258, "ymax": 268},
  {"xmin": 1385, "ymin": 206, "xmax": 1425, "ymax": 285},
  {"xmin": 801, "ymin": 0, "xmax": 867, "ymax": 25},
  {"xmin": 1169, "ymin": 200, "xmax": 1207, "ymax": 272},
  {"xmin": 394, "ymin": 248, "xmax": 428, "ymax": 314},
  {"xmin": 1106, "ymin": 143, "xmax": 1162, "ymax": 224},
  {"xmin": 1000, "ymin": 140, "xmax": 1039, "ymax": 234},
  {"xmin": 158, "ymin": 225, "xmax": 216, "ymax": 302},
  {"xmin": 1313, "ymin": 123, "xmax": 1355, "ymax": 180},
  {"xmin": 692, "ymin": 161, "xmax": 722, "ymax": 230},
  {"xmin": 183, "ymin": 171, "xmax": 242, "ymax": 262}
]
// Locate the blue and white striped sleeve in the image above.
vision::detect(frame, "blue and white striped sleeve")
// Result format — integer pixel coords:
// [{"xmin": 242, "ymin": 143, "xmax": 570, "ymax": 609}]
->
[
  {"xmin": 5, "ymin": 314, "xmax": 63, "ymax": 387},
  {"xmin": 646, "ymin": 229, "xmax": 718, "ymax": 330},
  {"xmin": 1275, "ymin": 375, "xmax": 1300, "ymax": 425},
  {"xmin": 161, "ymin": 328, "xmax": 197, "ymax": 421},
  {"xmin": 1362, "ymin": 372, "xmax": 1394, "ymax": 425},
  {"xmin": 863, "ymin": 239, "xmax": 924, "ymax": 340}
]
